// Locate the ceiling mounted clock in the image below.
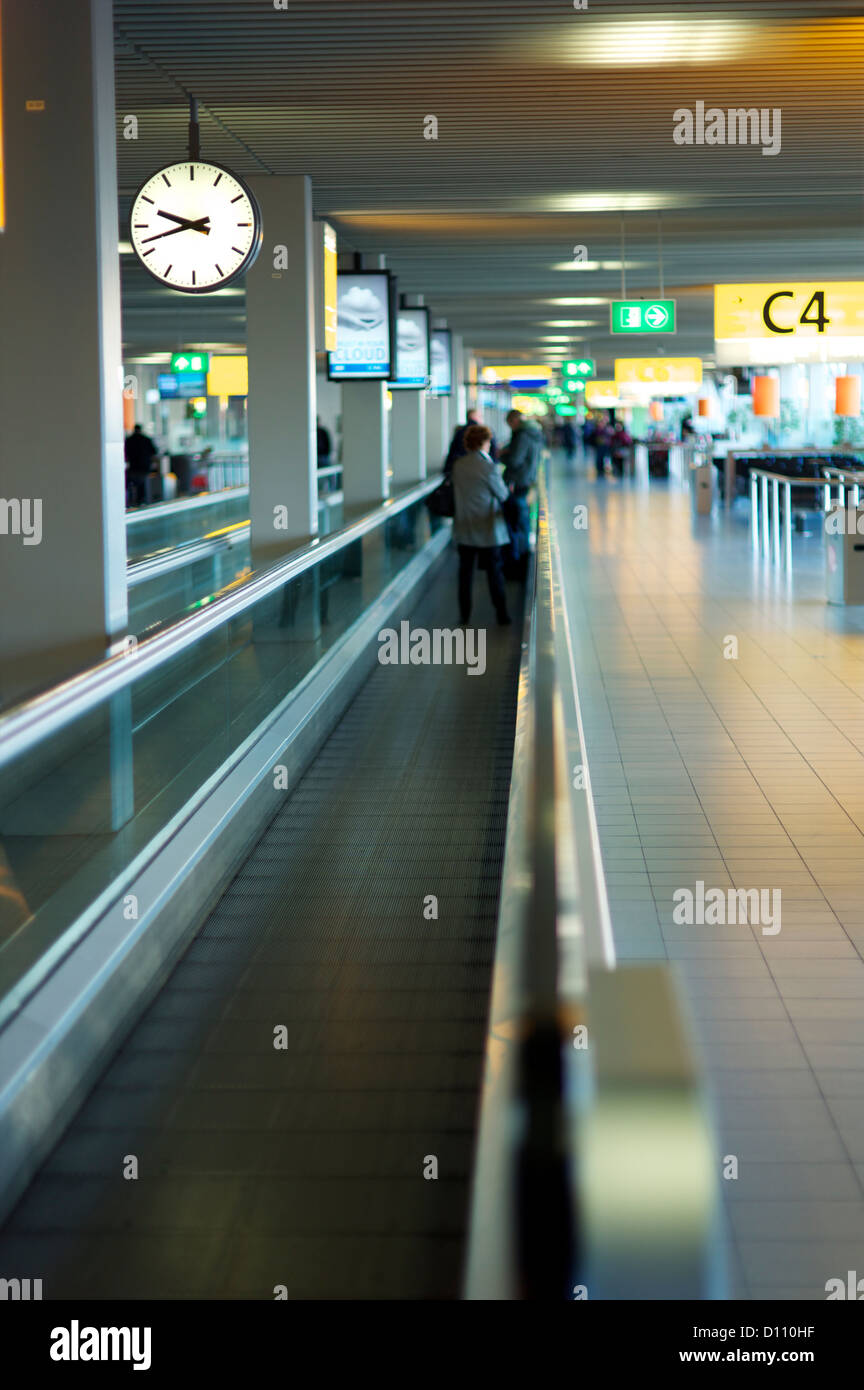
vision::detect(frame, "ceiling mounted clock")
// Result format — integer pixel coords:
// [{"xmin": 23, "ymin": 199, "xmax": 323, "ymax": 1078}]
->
[{"xmin": 129, "ymin": 99, "xmax": 262, "ymax": 294}]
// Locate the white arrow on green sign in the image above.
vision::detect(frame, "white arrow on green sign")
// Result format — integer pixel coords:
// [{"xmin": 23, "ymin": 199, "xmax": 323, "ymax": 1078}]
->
[{"xmin": 610, "ymin": 300, "xmax": 676, "ymax": 334}]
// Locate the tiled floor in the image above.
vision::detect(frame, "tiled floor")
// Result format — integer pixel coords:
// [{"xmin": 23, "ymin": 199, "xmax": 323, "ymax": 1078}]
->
[{"xmin": 553, "ymin": 460, "xmax": 864, "ymax": 1300}]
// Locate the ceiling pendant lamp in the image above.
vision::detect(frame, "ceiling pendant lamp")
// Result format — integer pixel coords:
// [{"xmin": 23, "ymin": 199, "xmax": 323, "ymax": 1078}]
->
[
  {"xmin": 752, "ymin": 375, "xmax": 780, "ymax": 417},
  {"xmin": 835, "ymin": 376, "xmax": 861, "ymax": 417}
]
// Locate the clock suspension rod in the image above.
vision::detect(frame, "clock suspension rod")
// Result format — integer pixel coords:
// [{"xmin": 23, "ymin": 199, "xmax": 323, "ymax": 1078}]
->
[{"xmin": 189, "ymin": 96, "xmax": 200, "ymax": 164}]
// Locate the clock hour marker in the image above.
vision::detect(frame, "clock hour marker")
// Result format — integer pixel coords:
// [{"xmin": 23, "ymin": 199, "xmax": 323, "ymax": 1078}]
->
[
  {"xmin": 143, "ymin": 247, "xmax": 155, "ymax": 256},
  {"xmin": 141, "ymin": 195, "xmax": 154, "ymax": 204},
  {"xmin": 164, "ymin": 265, "xmax": 172, "ymax": 277},
  {"xmin": 189, "ymin": 165, "xmax": 194, "ymax": 180},
  {"xmin": 237, "ymin": 222, "xmax": 250, "ymax": 226},
  {"xmin": 192, "ymin": 270, "xmax": 196, "ymax": 285},
  {"xmin": 231, "ymin": 246, "xmax": 243, "ymax": 254},
  {"xmin": 215, "ymin": 264, "xmax": 223, "ymax": 277},
  {"xmin": 161, "ymin": 173, "xmax": 171, "ymax": 186},
  {"xmin": 230, "ymin": 194, "xmax": 243, "ymax": 203},
  {"xmin": 134, "ymin": 224, "xmax": 148, "ymax": 228},
  {"xmin": 213, "ymin": 173, "xmax": 223, "ymax": 187}
]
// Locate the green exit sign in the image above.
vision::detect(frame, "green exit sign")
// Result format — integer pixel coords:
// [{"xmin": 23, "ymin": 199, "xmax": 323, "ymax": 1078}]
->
[
  {"xmin": 563, "ymin": 357, "xmax": 595, "ymax": 377},
  {"xmin": 171, "ymin": 351, "xmax": 210, "ymax": 374},
  {"xmin": 610, "ymin": 300, "xmax": 676, "ymax": 334}
]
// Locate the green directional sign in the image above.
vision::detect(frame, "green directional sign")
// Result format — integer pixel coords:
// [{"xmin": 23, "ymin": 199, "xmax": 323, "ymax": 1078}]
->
[
  {"xmin": 170, "ymin": 351, "xmax": 210, "ymax": 374},
  {"xmin": 610, "ymin": 300, "xmax": 676, "ymax": 335},
  {"xmin": 563, "ymin": 357, "xmax": 595, "ymax": 377}
]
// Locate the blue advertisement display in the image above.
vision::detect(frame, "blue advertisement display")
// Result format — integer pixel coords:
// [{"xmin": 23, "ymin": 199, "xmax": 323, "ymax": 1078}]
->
[
  {"xmin": 158, "ymin": 372, "xmax": 207, "ymax": 399},
  {"xmin": 390, "ymin": 307, "xmax": 431, "ymax": 389},
  {"xmin": 430, "ymin": 328, "xmax": 452, "ymax": 396},
  {"xmin": 328, "ymin": 271, "xmax": 392, "ymax": 379}
]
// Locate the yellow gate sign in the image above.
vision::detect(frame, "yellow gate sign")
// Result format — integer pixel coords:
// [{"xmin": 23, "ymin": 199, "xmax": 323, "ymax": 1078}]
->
[
  {"xmin": 585, "ymin": 380, "xmax": 623, "ymax": 407},
  {"xmin": 614, "ymin": 357, "xmax": 702, "ymax": 388},
  {"xmin": 715, "ymin": 283, "xmax": 864, "ymax": 339}
]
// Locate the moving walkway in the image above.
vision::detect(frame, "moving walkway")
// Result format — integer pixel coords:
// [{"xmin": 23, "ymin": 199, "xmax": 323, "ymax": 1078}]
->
[
  {"xmin": 126, "ymin": 489, "xmax": 344, "ymax": 637},
  {"xmin": 0, "ymin": 474, "xmax": 723, "ymax": 1299}
]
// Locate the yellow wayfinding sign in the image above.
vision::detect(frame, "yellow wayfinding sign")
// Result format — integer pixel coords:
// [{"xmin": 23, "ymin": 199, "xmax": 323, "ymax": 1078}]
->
[
  {"xmin": 585, "ymin": 380, "xmax": 622, "ymax": 407},
  {"xmin": 715, "ymin": 283, "xmax": 864, "ymax": 339},
  {"xmin": 207, "ymin": 356, "xmax": 248, "ymax": 396},
  {"xmin": 614, "ymin": 357, "xmax": 702, "ymax": 386},
  {"xmin": 482, "ymin": 365, "xmax": 549, "ymax": 382},
  {"xmin": 323, "ymin": 223, "xmax": 337, "ymax": 350}
]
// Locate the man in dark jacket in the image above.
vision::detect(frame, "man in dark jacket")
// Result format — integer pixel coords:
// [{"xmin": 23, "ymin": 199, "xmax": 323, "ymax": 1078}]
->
[
  {"xmin": 124, "ymin": 424, "xmax": 158, "ymax": 505},
  {"xmin": 444, "ymin": 408, "xmax": 498, "ymax": 474},
  {"xmin": 500, "ymin": 409, "xmax": 543, "ymax": 579}
]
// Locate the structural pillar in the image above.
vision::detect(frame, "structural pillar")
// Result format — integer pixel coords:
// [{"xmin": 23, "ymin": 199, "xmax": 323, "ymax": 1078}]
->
[
  {"xmin": 340, "ymin": 251, "xmax": 390, "ymax": 513},
  {"xmin": 246, "ymin": 175, "xmax": 318, "ymax": 566},
  {"xmin": 425, "ymin": 395, "xmax": 450, "ymax": 473},
  {"xmin": 0, "ymin": 0, "xmax": 127, "ymax": 704},
  {"xmin": 341, "ymin": 381, "xmax": 390, "ymax": 510},
  {"xmin": 450, "ymin": 334, "xmax": 466, "ymax": 434},
  {"xmin": 390, "ymin": 391, "xmax": 427, "ymax": 487}
]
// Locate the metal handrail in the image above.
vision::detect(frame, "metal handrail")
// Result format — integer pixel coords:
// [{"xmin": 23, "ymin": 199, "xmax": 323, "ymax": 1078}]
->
[
  {"xmin": 466, "ymin": 464, "xmax": 722, "ymax": 1300},
  {"xmin": 822, "ymin": 464, "xmax": 864, "ymax": 512},
  {"xmin": 749, "ymin": 466, "xmax": 824, "ymax": 568},
  {"xmin": 125, "ymin": 486, "xmax": 249, "ymax": 525},
  {"xmin": 0, "ymin": 477, "xmax": 441, "ymax": 770},
  {"xmin": 127, "ymin": 526, "xmax": 249, "ymax": 588},
  {"xmin": 465, "ymin": 469, "xmax": 593, "ymax": 1299}
]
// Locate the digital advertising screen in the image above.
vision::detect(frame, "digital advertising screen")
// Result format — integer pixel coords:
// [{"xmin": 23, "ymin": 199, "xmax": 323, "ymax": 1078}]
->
[
  {"xmin": 327, "ymin": 270, "xmax": 393, "ymax": 379},
  {"xmin": 430, "ymin": 328, "xmax": 452, "ymax": 396},
  {"xmin": 390, "ymin": 307, "xmax": 431, "ymax": 389},
  {"xmin": 158, "ymin": 372, "xmax": 207, "ymax": 399}
]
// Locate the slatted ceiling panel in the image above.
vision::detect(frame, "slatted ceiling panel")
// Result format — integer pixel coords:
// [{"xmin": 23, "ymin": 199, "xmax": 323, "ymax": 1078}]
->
[{"xmin": 114, "ymin": 0, "xmax": 864, "ymax": 365}]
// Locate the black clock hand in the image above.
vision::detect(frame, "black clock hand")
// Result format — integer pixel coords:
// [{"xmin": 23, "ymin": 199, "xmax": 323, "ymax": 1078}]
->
[
  {"xmin": 156, "ymin": 210, "xmax": 209, "ymax": 229},
  {"xmin": 141, "ymin": 218, "xmax": 210, "ymax": 244}
]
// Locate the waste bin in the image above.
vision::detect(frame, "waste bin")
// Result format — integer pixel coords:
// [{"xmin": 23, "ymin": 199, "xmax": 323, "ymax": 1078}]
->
[
  {"xmin": 690, "ymin": 456, "xmax": 713, "ymax": 515},
  {"xmin": 826, "ymin": 506, "xmax": 864, "ymax": 604}
]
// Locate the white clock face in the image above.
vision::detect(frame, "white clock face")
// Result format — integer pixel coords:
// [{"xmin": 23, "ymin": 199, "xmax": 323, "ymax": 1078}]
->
[{"xmin": 129, "ymin": 161, "xmax": 262, "ymax": 293}]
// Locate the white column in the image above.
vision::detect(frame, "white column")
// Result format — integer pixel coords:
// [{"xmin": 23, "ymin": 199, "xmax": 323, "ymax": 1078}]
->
[
  {"xmin": 425, "ymin": 395, "xmax": 450, "ymax": 473},
  {"xmin": 342, "ymin": 380, "xmax": 389, "ymax": 509},
  {"xmin": 246, "ymin": 175, "xmax": 317, "ymax": 566},
  {"xmin": 0, "ymin": 0, "xmax": 126, "ymax": 704},
  {"xmin": 450, "ymin": 334, "xmax": 466, "ymax": 433},
  {"xmin": 390, "ymin": 391, "xmax": 427, "ymax": 487}
]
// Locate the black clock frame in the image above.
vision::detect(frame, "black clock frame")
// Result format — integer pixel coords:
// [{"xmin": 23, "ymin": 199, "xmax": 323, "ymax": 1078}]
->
[{"xmin": 128, "ymin": 159, "xmax": 263, "ymax": 295}]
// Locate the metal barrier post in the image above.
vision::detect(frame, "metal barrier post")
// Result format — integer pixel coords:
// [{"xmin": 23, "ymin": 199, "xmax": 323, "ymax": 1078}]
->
[
  {"xmin": 750, "ymin": 473, "xmax": 759, "ymax": 553},
  {"xmin": 761, "ymin": 475, "xmax": 770, "ymax": 559},
  {"xmin": 784, "ymin": 480, "xmax": 793, "ymax": 569},
  {"xmin": 771, "ymin": 477, "xmax": 780, "ymax": 564}
]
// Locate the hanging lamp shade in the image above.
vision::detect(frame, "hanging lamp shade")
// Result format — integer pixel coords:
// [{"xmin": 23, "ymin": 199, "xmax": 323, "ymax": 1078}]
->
[
  {"xmin": 752, "ymin": 375, "xmax": 780, "ymax": 417},
  {"xmin": 697, "ymin": 398, "xmax": 710, "ymax": 417},
  {"xmin": 649, "ymin": 400, "xmax": 663, "ymax": 422},
  {"xmin": 835, "ymin": 376, "xmax": 861, "ymax": 418}
]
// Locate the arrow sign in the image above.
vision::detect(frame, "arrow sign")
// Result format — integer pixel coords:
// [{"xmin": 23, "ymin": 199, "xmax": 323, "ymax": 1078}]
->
[
  {"xmin": 170, "ymin": 351, "xmax": 210, "ymax": 375},
  {"xmin": 611, "ymin": 299, "xmax": 676, "ymax": 335}
]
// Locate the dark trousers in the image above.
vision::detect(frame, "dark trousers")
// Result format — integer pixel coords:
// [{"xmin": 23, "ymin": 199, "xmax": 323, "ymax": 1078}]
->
[
  {"xmin": 127, "ymin": 470, "xmax": 151, "ymax": 506},
  {"xmin": 458, "ymin": 544, "xmax": 508, "ymax": 623}
]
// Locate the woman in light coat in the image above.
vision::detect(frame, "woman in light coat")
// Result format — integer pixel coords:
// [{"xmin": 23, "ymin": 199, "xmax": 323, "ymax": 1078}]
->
[{"xmin": 451, "ymin": 423, "xmax": 511, "ymax": 625}]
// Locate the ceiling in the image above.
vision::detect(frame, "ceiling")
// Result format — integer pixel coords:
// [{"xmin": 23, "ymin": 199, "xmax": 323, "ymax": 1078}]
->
[{"xmin": 115, "ymin": 0, "xmax": 864, "ymax": 373}]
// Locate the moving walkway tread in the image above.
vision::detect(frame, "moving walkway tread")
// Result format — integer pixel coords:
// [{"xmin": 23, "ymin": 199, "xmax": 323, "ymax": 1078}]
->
[{"xmin": 0, "ymin": 555, "xmax": 522, "ymax": 1300}]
